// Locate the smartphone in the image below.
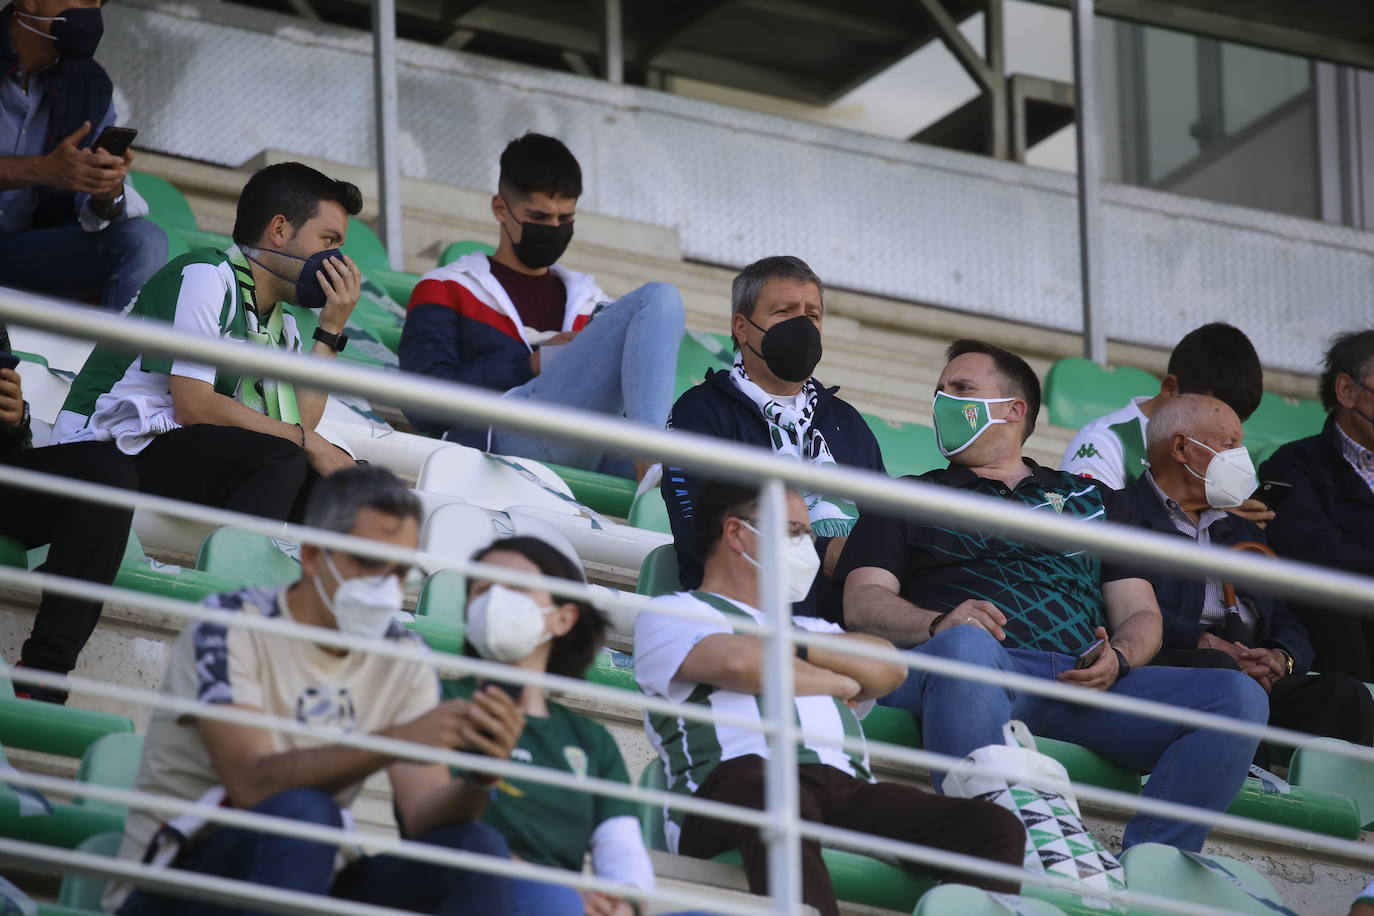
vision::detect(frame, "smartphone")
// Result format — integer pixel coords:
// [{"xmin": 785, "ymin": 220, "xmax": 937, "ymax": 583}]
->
[
  {"xmin": 1074, "ymin": 638, "xmax": 1106, "ymax": 670},
  {"xmin": 0, "ymin": 352, "xmax": 18, "ymax": 371},
  {"xmin": 1254, "ymin": 480, "xmax": 1292, "ymax": 511},
  {"xmin": 93, "ymin": 126, "xmax": 138, "ymax": 157},
  {"xmin": 480, "ymin": 679, "xmax": 524, "ymax": 703}
]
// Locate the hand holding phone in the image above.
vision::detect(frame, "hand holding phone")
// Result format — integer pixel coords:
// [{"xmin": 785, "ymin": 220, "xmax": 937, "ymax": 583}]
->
[
  {"xmin": 1254, "ymin": 481, "xmax": 1292, "ymax": 511},
  {"xmin": 93, "ymin": 126, "xmax": 138, "ymax": 158},
  {"xmin": 1074, "ymin": 637, "xmax": 1106, "ymax": 670},
  {"xmin": 0, "ymin": 352, "xmax": 19, "ymax": 371}
]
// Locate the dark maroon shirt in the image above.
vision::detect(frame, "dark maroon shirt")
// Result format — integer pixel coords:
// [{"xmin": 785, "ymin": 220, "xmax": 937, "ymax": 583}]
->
[{"xmin": 488, "ymin": 257, "xmax": 566, "ymax": 333}]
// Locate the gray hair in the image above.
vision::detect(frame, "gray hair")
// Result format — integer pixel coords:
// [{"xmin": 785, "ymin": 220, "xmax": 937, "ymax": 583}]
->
[
  {"xmin": 304, "ymin": 465, "xmax": 422, "ymax": 534},
  {"xmin": 1319, "ymin": 329, "xmax": 1374, "ymax": 412},
  {"xmin": 730, "ymin": 255, "xmax": 824, "ymax": 322},
  {"xmin": 1145, "ymin": 394, "xmax": 1234, "ymax": 457}
]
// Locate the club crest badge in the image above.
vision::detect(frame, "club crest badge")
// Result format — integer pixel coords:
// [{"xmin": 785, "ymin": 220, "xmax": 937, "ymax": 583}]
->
[
  {"xmin": 962, "ymin": 404, "xmax": 980, "ymax": 429},
  {"xmin": 1046, "ymin": 493, "xmax": 1066, "ymax": 513},
  {"xmin": 564, "ymin": 746, "xmax": 589, "ymax": 779}
]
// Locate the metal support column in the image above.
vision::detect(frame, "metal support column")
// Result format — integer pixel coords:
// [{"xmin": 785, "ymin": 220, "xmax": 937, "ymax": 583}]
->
[
  {"xmin": 372, "ymin": 0, "xmax": 404, "ymax": 271},
  {"xmin": 603, "ymin": 0, "xmax": 624, "ymax": 84},
  {"xmin": 758, "ymin": 479, "xmax": 801, "ymax": 914},
  {"xmin": 1072, "ymin": 0, "xmax": 1107, "ymax": 364}
]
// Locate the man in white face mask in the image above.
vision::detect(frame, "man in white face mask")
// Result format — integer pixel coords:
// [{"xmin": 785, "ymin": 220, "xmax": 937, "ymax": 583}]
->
[
  {"xmin": 108, "ymin": 466, "xmax": 526, "ymax": 916},
  {"xmin": 1118, "ymin": 395, "xmax": 1372, "ymax": 750},
  {"xmin": 634, "ymin": 480, "xmax": 1027, "ymax": 916}
]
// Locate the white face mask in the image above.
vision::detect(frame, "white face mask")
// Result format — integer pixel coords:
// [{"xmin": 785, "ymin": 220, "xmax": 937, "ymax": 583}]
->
[
  {"xmin": 1184, "ymin": 437, "xmax": 1257, "ymax": 509},
  {"xmin": 313, "ymin": 551, "xmax": 404, "ymax": 640},
  {"xmin": 739, "ymin": 521, "xmax": 821, "ymax": 604},
  {"xmin": 466, "ymin": 584, "xmax": 553, "ymax": 663}
]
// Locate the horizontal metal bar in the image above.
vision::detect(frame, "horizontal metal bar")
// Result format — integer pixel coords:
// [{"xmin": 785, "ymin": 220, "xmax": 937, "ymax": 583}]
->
[{"xmin": 2, "ymin": 290, "xmax": 1369, "ymax": 618}]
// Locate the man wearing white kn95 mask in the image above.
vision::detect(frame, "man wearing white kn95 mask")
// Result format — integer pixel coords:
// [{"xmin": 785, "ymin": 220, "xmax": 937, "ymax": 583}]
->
[
  {"xmin": 635, "ymin": 479, "xmax": 1027, "ymax": 916},
  {"xmin": 109, "ymin": 466, "xmax": 525, "ymax": 916}
]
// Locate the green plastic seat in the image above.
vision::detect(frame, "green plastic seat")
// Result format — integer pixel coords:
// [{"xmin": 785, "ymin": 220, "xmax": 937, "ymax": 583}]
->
[
  {"xmin": 438, "ymin": 240, "xmax": 497, "ymax": 265},
  {"xmin": 75, "ymin": 733, "xmax": 145, "ymax": 816},
  {"xmin": 586, "ymin": 648, "xmax": 637, "ymax": 693},
  {"xmin": 415, "ymin": 569, "xmax": 466, "ymax": 625},
  {"xmin": 1222, "ymin": 775, "xmax": 1360, "ymax": 838},
  {"xmin": 0, "ymin": 759, "xmax": 124, "ymax": 850},
  {"xmin": 0, "ymin": 689, "xmax": 134, "ymax": 760},
  {"xmin": 196, "ymin": 527, "xmax": 300, "ymax": 589},
  {"xmin": 57, "ymin": 831, "xmax": 123, "ymax": 911},
  {"xmin": 1044, "ymin": 359, "xmax": 1159, "ymax": 430},
  {"xmin": 342, "ymin": 217, "xmax": 391, "ymax": 270},
  {"xmin": 129, "ymin": 173, "xmax": 197, "ymax": 230},
  {"xmin": 635, "ymin": 544, "xmax": 680, "ymax": 597},
  {"xmin": 0, "ymin": 535, "xmax": 26, "ymax": 569},
  {"xmin": 1120, "ymin": 842, "xmax": 1291, "ymax": 915},
  {"xmin": 546, "ymin": 464, "xmax": 636, "ymax": 518},
  {"xmin": 1289, "ymin": 739, "xmax": 1374, "ymax": 830},
  {"xmin": 1242, "ymin": 391, "xmax": 1326, "ymax": 455},
  {"xmin": 863, "ymin": 416, "xmax": 945, "ymax": 479},
  {"xmin": 915, "ymin": 884, "xmax": 1066, "ymax": 915},
  {"xmin": 674, "ymin": 330, "xmax": 733, "ymax": 397},
  {"xmin": 627, "ymin": 487, "xmax": 671, "ymax": 535},
  {"xmin": 406, "ymin": 615, "xmax": 466, "ymax": 655}
]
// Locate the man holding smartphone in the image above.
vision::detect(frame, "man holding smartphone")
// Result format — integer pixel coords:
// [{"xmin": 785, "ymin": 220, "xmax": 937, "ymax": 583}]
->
[{"xmin": 0, "ymin": 0, "xmax": 166, "ymax": 312}]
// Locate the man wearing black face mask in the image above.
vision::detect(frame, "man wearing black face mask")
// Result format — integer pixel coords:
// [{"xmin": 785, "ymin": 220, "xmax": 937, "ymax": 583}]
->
[
  {"xmin": 660, "ymin": 256, "xmax": 886, "ymax": 624},
  {"xmin": 0, "ymin": 0, "xmax": 167, "ymax": 312},
  {"xmin": 52, "ymin": 162, "xmax": 363, "ymax": 521},
  {"xmin": 400, "ymin": 132, "xmax": 684, "ymax": 479}
]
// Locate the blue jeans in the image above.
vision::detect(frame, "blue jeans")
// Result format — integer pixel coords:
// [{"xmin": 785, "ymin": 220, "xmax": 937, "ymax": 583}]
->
[
  {"xmin": 883, "ymin": 626, "xmax": 1268, "ymax": 852},
  {"xmin": 0, "ymin": 217, "xmax": 167, "ymax": 312},
  {"xmin": 483, "ymin": 281, "xmax": 685, "ymax": 476},
  {"xmin": 118, "ymin": 788, "xmax": 512, "ymax": 916},
  {"xmin": 509, "ymin": 877, "xmax": 718, "ymax": 916}
]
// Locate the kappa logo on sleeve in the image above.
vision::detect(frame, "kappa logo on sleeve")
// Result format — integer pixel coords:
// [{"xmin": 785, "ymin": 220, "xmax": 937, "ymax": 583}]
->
[{"xmin": 1074, "ymin": 443, "xmax": 1101, "ymax": 460}]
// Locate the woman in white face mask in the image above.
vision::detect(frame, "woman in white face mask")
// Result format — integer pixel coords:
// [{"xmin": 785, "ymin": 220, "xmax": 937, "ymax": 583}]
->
[{"xmin": 443, "ymin": 537, "xmax": 710, "ymax": 916}]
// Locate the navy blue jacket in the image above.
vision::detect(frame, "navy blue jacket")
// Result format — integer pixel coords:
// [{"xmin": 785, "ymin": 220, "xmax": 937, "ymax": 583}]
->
[
  {"xmin": 662, "ymin": 368, "xmax": 886, "ymax": 624},
  {"xmin": 1118, "ymin": 474, "xmax": 1314, "ymax": 673},
  {"xmin": 1259, "ymin": 416, "xmax": 1374, "ymax": 679}
]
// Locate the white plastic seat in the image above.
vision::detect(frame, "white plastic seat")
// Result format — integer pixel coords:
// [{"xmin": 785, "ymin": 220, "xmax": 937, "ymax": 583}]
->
[
  {"xmin": 14, "ymin": 359, "xmax": 74, "ymax": 426},
  {"xmin": 505, "ymin": 503, "xmax": 670, "ymax": 573},
  {"xmin": 417, "ymin": 444, "xmax": 582, "ymax": 517},
  {"xmin": 419, "ymin": 502, "xmax": 509, "ymax": 563}
]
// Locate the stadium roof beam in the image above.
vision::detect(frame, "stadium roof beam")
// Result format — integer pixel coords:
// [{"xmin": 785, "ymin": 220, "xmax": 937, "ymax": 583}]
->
[{"xmin": 912, "ymin": 0, "xmax": 1010, "ymax": 159}]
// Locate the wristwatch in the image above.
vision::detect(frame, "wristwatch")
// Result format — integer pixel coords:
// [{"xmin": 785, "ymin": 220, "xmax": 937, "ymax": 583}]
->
[
  {"xmin": 93, "ymin": 192, "xmax": 125, "ymax": 221},
  {"xmin": 1112, "ymin": 648, "xmax": 1132, "ymax": 679},
  {"xmin": 1279, "ymin": 649, "xmax": 1295, "ymax": 676},
  {"xmin": 313, "ymin": 326, "xmax": 349, "ymax": 353}
]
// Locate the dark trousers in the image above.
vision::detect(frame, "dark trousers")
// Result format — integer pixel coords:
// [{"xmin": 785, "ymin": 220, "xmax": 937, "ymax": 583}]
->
[
  {"xmin": 677, "ymin": 755, "xmax": 1026, "ymax": 916},
  {"xmin": 0, "ymin": 441, "xmax": 137, "ymax": 675},
  {"xmin": 1152, "ymin": 648, "xmax": 1374, "ymax": 750},
  {"xmin": 126, "ymin": 424, "xmax": 312, "ymax": 521},
  {"xmin": 118, "ymin": 788, "xmax": 513, "ymax": 916},
  {"xmin": 0, "ymin": 217, "xmax": 168, "ymax": 312}
]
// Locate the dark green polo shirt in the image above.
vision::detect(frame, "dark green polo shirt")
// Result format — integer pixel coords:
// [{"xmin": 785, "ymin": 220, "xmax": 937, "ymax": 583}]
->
[{"xmin": 839, "ymin": 459, "xmax": 1140, "ymax": 655}]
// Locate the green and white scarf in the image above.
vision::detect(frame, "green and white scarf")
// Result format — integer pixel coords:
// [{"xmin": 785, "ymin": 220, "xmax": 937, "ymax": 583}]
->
[
  {"xmin": 230, "ymin": 255, "xmax": 300, "ymax": 425},
  {"xmin": 729, "ymin": 353, "xmax": 857, "ymax": 538}
]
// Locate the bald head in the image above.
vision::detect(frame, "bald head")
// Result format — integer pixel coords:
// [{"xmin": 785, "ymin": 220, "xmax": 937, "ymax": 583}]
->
[{"xmin": 1147, "ymin": 394, "xmax": 1246, "ymax": 510}]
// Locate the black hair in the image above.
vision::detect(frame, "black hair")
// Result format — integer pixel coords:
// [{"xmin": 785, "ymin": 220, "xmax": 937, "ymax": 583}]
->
[
  {"xmin": 946, "ymin": 339, "xmax": 1042, "ymax": 440},
  {"xmin": 1319, "ymin": 330, "xmax": 1374, "ymax": 412},
  {"xmin": 468, "ymin": 537, "xmax": 604, "ymax": 679},
  {"xmin": 303, "ymin": 465, "xmax": 421, "ymax": 532},
  {"xmin": 1166, "ymin": 323, "xmax": 1263, "ymax": 421},
  {"xmin": 232, "ymin": 162, "xmax": 363, "ymax": 246},
  {"xmin": 498, "ymin": 133, "xmax": 582, "ymax": 202},
  {"xmin": 692, "ymin": 480, "xmax": 761, "ymax": 561}
]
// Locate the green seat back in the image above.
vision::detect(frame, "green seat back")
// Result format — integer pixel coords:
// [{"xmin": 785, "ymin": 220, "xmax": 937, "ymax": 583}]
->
[
  {"xmin": 674, "ymin": 331, "xmax": 733, "ymax": 397},
  {"xmin": 637, "ymin": 759, "xmax": 669, "ymax": 852},
  {"xmin": 546, "ymin": 464, "xmax": 636, "ymax": 518},
  {"xmin": 0, "ymin": 536, "xmax": 26, "ymax": 569},
  {"xmin": 586, "ymin": 648, "xmax": 637, "ymax": 693},
  {"xmin": 863, "ymin": 416, "xmax": 945, "ymax": 479},
  {"xmin": 438, "ymin": 240, "xmax": 497, "ymax": 265},
  {"xmin": 196, "ymin": 527, "xmax": 300, "ymax": 589},
  {"xmin": 0, "ymin": 698, "xmax": 133, "ymax": 759},
  {"xmin": 129, "ymin": 173, "xmax": 198, "ymax": 230},
  {"xmin": 636, "ymin": 544, "xmax": 680, "ymax": 597},
  {"xmin": 406, "ymin": 615, "xmax": 465, "ymax": 655},
  {"xmin": 1289, "ymin": 739, "xmax": 1374, "ymax": 830},
  {"xmin": 1243, "ymin": 391, "xmax": 1326, "ymax": 455},
  {"xmin": 627, "ymin": 488, "xmax": 671, "ymax": 535},
  {"xmin": 415, "ymin": 569, "xmax": 466, "ymax": 624},
  {"xmin": 1120, "ymin": 842, "xmax": 1289, "ymax": 915},
  {"xmin": 1223, "ymin": 775, "xmax": 1360, "ymax": 838},
  {"xmin": 342, "ymin": 217, "xmax": 391, "ymax": 270},
  {"xmin": 1044, "ymin": 359, "xmax": 1159, "ymax": 430},
  {"xmin": 713, "ymin": 846, "xmax": 937, "ymax": 912},
  {"xmin": 915, "ymin": 884, "xmax": 1066, "ymax": 915},
  {"xmin": 75, "ymin": 733, "xmax": 145, "ymax": 816},
  {"xmin": 57, "ymin": 832, "xmax": 123, "ymax": 911}
]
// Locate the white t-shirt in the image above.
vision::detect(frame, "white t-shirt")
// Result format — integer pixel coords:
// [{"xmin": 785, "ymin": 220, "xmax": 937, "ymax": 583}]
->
[
  {"xmin": 106, "ymin": 586, "xmax": 438, "ymax": 911},
  {"xmin": 634, "ymin": 590, "xmax": 873, "ymax": 853},
  {"xmin": 1060, "ymin": 396, "xmax": 1152, "ymax": 490}
]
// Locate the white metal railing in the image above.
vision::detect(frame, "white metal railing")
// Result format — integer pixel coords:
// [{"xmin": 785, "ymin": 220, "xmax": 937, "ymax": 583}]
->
[{"xmin": 2, "ymin": 288, "xmax": 1373, "ymax": 915}]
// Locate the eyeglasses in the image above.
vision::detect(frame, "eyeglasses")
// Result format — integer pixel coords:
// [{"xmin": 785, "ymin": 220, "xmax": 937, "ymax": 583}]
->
[{"xmin": 736, "ymin": 517, "xmax": 817, "ymax": 543}]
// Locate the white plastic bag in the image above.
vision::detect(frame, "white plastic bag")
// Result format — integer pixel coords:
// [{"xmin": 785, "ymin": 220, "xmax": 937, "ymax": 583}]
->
[{"xmin": 943, "ymin": 721, "xmax": 1125, "ymax": 892}]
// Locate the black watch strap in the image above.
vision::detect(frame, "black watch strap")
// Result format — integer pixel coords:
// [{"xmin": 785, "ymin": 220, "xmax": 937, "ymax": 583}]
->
[
  {"xmin": 313, "ymin": 326, "xmax": 348, "ymax": 353},
  {"xmin": 1112, "ymin": 647, "xmax": 1132, "ymax": 679}
]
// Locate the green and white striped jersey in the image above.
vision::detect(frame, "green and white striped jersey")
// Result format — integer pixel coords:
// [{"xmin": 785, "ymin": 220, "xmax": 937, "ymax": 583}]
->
[
  {"xmin": 53, "ymin": 245, "xmax": 301, "ymax": 452},
  {"xmin": 1060, "ymin": 395, "xmax": 1151, "ymax": 490},
  {"xmin": 634, "ymin": 590, "xmax": 873, "ymax": 853}
]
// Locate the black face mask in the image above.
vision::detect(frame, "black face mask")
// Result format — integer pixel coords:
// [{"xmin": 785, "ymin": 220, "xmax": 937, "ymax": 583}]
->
[
  {"xmin": 50, "ymin": 7, "xmax": 103, "ymax": 59},
  {"xmin": 745, "ymin": 314, "xmax": 822, "ymax": 383},
  {"xmin": 245, "ymin": 246, "xmax": 344, "ymax": 309},
  {"xmin": 505, "ymin": 207, "xmax": 574, "ymax": 270}
]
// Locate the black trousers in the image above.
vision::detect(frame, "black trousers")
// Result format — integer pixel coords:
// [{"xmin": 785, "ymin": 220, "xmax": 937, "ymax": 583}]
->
[
  {"xmin": 678, "ymin": 755, "xmax": 1027, "ymax": 916},
  {"xmin": 1152, "ymin": 648, "xmax": 1374, "ymax": 752},
  {"xmin": 1, "ymin": 441, "xmax": 137, "ymax": 674}
]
